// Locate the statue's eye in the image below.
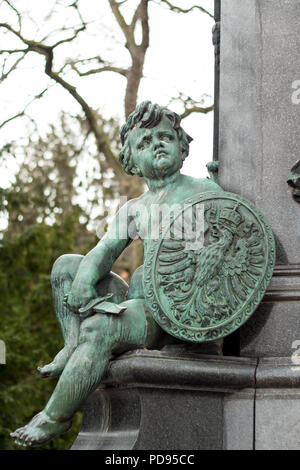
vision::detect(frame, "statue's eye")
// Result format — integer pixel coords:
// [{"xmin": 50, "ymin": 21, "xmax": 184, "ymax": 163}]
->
[
  {"xmin": 161, "ymin": 134, "xmax": 172, "ymax": 142},
  {"xmin": 138, "ymin": 137, "xmax": 151, "ymax": 150}
]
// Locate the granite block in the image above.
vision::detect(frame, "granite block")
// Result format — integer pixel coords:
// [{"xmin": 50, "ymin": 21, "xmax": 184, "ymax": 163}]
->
[
  {"xmin": 223, "ymin": 390, "xmax": 255, "ymax": 450},
  {"xmin": 255, "ymin": 389, "xmax": 300, "ymax": 450}
]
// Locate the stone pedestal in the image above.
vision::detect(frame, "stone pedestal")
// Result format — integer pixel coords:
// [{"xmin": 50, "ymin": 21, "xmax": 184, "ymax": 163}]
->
[
  {"xmin": 72, "ymin": 350, "xmax": 300, "ymax": 450},
  {"xmin": 72, "ymin": 350, "xmax": 257, "ymax": 450}
]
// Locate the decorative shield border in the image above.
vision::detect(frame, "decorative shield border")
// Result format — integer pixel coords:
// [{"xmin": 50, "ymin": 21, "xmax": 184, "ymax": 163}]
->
[{"xmin": 143, "ymin": 191, "xmax": 276, "ymax": 343}]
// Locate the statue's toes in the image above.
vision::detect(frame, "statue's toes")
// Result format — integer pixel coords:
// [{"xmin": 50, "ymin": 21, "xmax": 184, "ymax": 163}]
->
[
  {"xmin": 37, "ymin": 363, "xmax": 61, "ymax": 379},
  {"xmin": 18, "ymin": 427, "xmax": 39, "ymax": 447},
  {"xmin": 24, "ymin": 434, "xmax": 35, "ymax": 447},
  {"xmin": 15, "ymin": 438, "xmax": 27, "ymax": 447},
  {"xmin": 37, "ymin": 364, "xmax": 50, "ymax": 376},
  {"xmin": 17, "ymin": 427, "xmax": 28, "ymax": 441},
  {"xmin": 10, "ymin": 426, "xmax": 24, "ymax": 439},
  {"xmin": 11, "ymin": 427, "xmax": 29, "ymax": 446},
  {"xmin": 37, "ymin": 364, "xmax": 54, "ymax": 378}
]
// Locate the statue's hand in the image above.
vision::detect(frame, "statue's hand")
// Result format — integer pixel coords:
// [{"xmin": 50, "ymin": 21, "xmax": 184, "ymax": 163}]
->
[{"xmin": 65, "ymin": 282, "xmax": 98, "ymax": 313}]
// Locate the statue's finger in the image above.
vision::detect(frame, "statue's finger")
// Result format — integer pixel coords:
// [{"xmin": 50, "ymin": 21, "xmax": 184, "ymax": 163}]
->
[{"xmin": 68, "ymin": 302, "xmax": 79, "ymax": 313}]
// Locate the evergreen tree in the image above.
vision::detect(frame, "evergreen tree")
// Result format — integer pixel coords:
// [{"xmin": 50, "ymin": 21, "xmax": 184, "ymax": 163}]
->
[{"xmin": 0, "ymin": 119, "xmax": 98, "ymax": 449}]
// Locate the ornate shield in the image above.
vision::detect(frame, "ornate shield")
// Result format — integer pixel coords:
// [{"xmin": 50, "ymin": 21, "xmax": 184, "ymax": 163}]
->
[{"xmin": 143, "ymin": 191, "xmax": 275, "ymax": 343}]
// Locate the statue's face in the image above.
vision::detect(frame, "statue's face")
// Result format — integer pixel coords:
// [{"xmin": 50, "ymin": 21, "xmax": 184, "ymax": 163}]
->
[{"xmin": 129, "ymin": 116, "xmax": 183, "ymax": 179}]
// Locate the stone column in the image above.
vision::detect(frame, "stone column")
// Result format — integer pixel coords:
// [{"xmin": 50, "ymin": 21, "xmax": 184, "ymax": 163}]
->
[{"xmin": 219, "ymin": 0, "xmax": 300, "ymax": 449}]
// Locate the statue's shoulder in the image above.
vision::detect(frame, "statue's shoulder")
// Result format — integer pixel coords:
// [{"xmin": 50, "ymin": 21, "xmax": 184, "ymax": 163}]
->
[
  {"xmin": 130, "ymin": 189, "xmax": 163, "ymax": 207},
  {"xmin": 181, "ymin": 174, "xmax": 223, "ymax": 194},
  {"xmin": 129, "ymin": 191, "xmax": 149, "ymax": 206},
  {"xmin": 124, "ymin": 192, "xmax": 153, "ymax": 216}
]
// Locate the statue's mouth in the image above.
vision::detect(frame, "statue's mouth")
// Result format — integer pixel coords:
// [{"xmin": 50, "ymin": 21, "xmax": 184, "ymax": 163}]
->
[{"xmin": 155, "ymin": 151, "xmax": 167, "ymax": 159}]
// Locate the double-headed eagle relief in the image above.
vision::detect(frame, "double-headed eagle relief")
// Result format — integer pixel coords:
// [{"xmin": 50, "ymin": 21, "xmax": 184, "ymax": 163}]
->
[{"xmin": 144, "ymin": 192, "xmax": 275, "ymax": 343}]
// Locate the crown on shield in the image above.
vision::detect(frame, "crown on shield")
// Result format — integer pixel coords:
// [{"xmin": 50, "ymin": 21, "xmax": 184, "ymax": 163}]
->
[{"xmin": 219, "ymin": 202, "xmax": 242, "ymax": 230}]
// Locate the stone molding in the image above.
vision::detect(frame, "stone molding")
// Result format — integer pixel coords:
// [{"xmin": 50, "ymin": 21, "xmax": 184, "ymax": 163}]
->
[{"xmin": 263, "ymin": 264, "xmax": 300, "ymax": 302}]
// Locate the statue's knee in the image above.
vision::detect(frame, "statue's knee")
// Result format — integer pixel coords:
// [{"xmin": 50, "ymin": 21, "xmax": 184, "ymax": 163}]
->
[
  {"xmin": 79, "ymin": 315, "xmax": 109, "ymax": 345},
  {"xmin": 51, "ymin": 254, "xmax": 84, "ymax": 285}
]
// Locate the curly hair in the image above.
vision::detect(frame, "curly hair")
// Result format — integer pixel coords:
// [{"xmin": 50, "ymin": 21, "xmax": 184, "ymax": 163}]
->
[{"xmin": 119, "ymin": 101, "xmax": 193, "ymax": 176}]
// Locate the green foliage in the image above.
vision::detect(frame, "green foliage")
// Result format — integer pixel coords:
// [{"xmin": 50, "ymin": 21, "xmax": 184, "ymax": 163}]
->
[
  {"xmin": 0, "ymin": 117, "xmax": 99, "ymax": 449},
  {"xmin": 0, "ymin": 211, "xmax": 97, "ymax": 450}
]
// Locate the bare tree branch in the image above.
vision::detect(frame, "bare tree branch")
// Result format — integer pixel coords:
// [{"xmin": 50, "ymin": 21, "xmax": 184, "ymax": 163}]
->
[
  {"xmin": 40, "ymin": 24, "xmax": 88, "ymax": 43},
  {"xmin": 0, "ymin": 22, "xmax": 26, "ymax": 42},
  {"xmin": 108, "ymin": 0, "xmax": 131, "ymax": 44},
  {"xmin": 66, "ymin": 55, "xmax": 128, "ymax": 77},
  {"xmin": 0, "ymin": 22, "xmax": 85, "ymax": 49},
  {"xmin": 0, "ymin": 48, "xmax": 28, "ymax": 53},
  {"xmin": 66, "ymin": 56, "xmax": 104, "ymax": 65},
  {"xmin": 68, "ymin": 60, "xmax": 128, "ymax": 77},
  {"xmin": 139, "ymin": 0, "xmax": 150, "ymax": 51},
  {"xmin": 67, "ymin": 0, "xmax": 86, "ymax": 26},
  {"xmin": 180, "ymin": 104, "xmax": 214, "ymax": 119},
  {"xmin": 0, "ymin": 19, "xmax": 124, "ymax": 179},
  {"xmin": 1, "ymin": 52, "xmax": 26, "ymax": 82},
  {"xmin": 4, "ymin": 0, "xmax": 22, "ymax": 32},
  {"xmin": 0, "ymin": 16, "xmax": 125, "ymax": 180},
  {"xmin": 43, "ymin": 51, "xmax": 124, "ymax": 180},
  {"xmin": 168, "ymin": 93, "xmax": 214, "ymax": 119},
  {"xmin": 108, "ymin": 0, "xmax": 150, "ymax": 117},
  {"xmin": 0, "ymin": 0, "xmax": 212, "ymax": 192},
  {"xmin": 153, "ymin": 0, "xmax": 213, "ymax": 18},
  {"xmin": 131, "ymin": 0, "xmax": 145, "ymax": 36},
  {"xmin": 76, "ymin": 128, "xmax": 91, "ymax": 157},
  {"xmin": 0, "ymin": 0, "xmax": 87, "ymax": 49},
  {"xmin": 0, "ymin": 88, "xmax": 48, "ymax": 129},
  {"xmin": 50, "ymin": 25, "xmax": 86, "ymax": 48}
]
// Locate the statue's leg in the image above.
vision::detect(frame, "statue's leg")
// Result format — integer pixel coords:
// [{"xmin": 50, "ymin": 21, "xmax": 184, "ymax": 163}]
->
[
  {"xmin": 11, "ymin": 299, "xmax": 161, "ymax": 447},
  {"xmin": 37, "ymin": 254, "xmax": 84, "ymax": 378},
  {"xmin": 38, "ymin": 254, "xmax": 128, "ymax": 378}
]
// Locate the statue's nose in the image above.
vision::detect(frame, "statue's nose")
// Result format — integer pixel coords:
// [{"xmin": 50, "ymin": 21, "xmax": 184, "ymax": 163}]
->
[{"xmin": 153, "ymin": 138, "xmax": 163, "ymax": 150}]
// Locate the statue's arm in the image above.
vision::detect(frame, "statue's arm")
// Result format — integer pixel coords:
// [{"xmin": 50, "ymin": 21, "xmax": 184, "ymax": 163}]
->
[
  {"xmin": 67, "ymin": 202, "xmax": 133, "ymax": 310},
  {"xmin": 75, "ymin": 212, "xmax": 131, "ymax": 284}
]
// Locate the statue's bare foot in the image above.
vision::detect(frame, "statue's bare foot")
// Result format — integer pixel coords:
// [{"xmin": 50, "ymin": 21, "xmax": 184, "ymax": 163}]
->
[
  {"xmin": 37, "ymin": 362, "xmax": 62, "ymax": 379},
  {"xmin": 10, "ymin": 411, "xmax": 72, "ymax": 447},
  {"xmin": 37, "ymin": 346, "xmax": 75, "ymax": 378}
]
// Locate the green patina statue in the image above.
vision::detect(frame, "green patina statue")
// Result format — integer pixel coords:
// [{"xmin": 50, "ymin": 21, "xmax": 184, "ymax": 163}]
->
[{"xmin": 11, "ymin": 101, "xmax": 275, "ymax": 447}]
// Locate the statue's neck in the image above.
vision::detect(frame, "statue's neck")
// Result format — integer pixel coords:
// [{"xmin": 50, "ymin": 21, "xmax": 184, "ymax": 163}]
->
[{"xmin": 145, "ymin": 172, "xmax": 181, "ymax": 193}]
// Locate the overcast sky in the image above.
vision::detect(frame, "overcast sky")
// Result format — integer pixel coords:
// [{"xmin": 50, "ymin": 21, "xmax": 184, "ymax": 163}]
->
[{"xmin": 0, "ymin": 0, "xmax": 215, "ymax": 188}]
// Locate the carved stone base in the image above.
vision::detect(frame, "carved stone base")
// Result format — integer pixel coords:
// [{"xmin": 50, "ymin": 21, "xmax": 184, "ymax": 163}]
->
[
  {"xmin": 72, "ymin": 350, "xmax": 257, "ymax": 450},
  {"xmin": 72, "ymin": 351, "xmax": 300, "ymax": 450}
]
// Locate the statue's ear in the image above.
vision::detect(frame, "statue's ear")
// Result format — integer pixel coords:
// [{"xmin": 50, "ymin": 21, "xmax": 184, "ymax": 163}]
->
[
  {"xmin": 181, "ymin": 148, "xmax": 188, "ymax": 163},
  {"xmin": 131, "ymin": 165, "xmax": 143, "ymax": 177}
]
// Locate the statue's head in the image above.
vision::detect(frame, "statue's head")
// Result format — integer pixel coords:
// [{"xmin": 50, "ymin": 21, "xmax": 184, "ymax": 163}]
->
[{"xmin": 119, "ymin": 101, "xmax": 193, "ymax": 177}]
